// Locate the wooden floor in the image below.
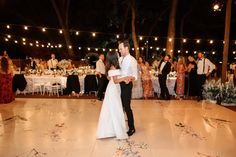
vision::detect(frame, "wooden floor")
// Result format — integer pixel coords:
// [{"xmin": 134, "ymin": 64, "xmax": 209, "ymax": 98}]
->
[{"xmin": 0, "ymin": 98, "xmax": 236, "ymax": 157}]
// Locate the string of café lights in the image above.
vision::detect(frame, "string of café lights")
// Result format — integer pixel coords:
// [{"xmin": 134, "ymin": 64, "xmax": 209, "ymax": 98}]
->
[{"xmin": 1, "ymin": 23, "xmax": 236, "ymax": 56}]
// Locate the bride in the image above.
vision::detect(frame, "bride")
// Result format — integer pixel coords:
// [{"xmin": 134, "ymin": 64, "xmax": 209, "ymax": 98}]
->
[{"xmin": 96, "ymin": 51, "xmax": 130, "ymax": 140}]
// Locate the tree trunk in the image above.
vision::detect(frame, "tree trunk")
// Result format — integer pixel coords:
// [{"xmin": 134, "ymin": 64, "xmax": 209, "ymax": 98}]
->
[
  {"xmin": 131, "ymin": 4, "xmax": 139, "ymax": 59},
  {"xmin": 222, "ymin": 0, "xmax": 232, "ymax": 83},
  {"xmin": 166, "ymin": 0, "xmax": 178, "ymax": 60},
  {"xmin": 51, "ymin": 0, "xmax": 74, "ymax": 58}
]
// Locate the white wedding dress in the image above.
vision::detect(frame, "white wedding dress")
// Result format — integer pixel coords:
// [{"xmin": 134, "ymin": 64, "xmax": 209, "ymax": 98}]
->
[{"xmin": 96, "ymin": 69, "xmax": 128, "ymax": 140}]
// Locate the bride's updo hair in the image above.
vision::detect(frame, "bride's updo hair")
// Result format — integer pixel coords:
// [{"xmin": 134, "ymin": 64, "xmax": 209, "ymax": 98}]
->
[{"xmin": 105, "ymin": 50, "xmax": 120, "ymax": 75}]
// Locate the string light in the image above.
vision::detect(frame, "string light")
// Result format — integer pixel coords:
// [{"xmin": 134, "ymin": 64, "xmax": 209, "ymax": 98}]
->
[
  {"xmin": 196, "ymin": 39, "xmax": 200, "ymax": 43},
  {"xmin": 24, "ymin": 26, "xmax": 28, "ymax": 30},
  {"xmin": 156, "ymin": 47, "xmax": 160, "ymax": 50},
  {"xmin": 178, "ymin": 50, "xmax": 181, "ymax": 53},
  {"xmin": 7, "ymin": 35, "xmax": 11, "ymax": 38},
  {"xmin": 36, "ymin": 44, "xmax": 39, "ymax": 47},
  {"xmin": 154, "ymin": 37, "xmax": 158, "ymax": 41},
  {"xmin": 170, "ymin": 49, "xmax": 173, "ymax": 52},
  {"xmin": 42, "ymin": 28, "xmax": 46, "ymax": 32},
  {"xmin": 69, "ymin": 45, "xmax": 72, "ymax": 49},
  {"xmin": 194, "ymin": 51, "xmax": 197, "ymax": 54},
  {"xmin": 141, "ymin": 47, "xmax": 144, "ymax": 50},
  {"xmin": 183, "ymin": 39, "xmax": 187, "ymax": 43},
  {"xmin": 23, "ymin": 42, "xmax": 26, "ymax": 45},
  {"xmin": 5, "ymin": 38, "xmax": 8, "ymax": 42},
  {"xmin": 78, "ymin": 47, "xmax": 81, "ymax": 50},
  {"xmin": 209, "ymin": 40, "xmax": 214, "ymax": 44},
  {"xmin": 22, "ymin": 38, "xmax": 26, "ymax": 41},
  {"xmin": 139, "ymin": 36, "xmax": 143, "ymax": 40},
  {"xmin": 168, "ymin": 38, "xmax": 172, "ymax": 42},
  {"xmin": 150, "ymin": 46, "xmax": 153, "ymax": 49},
  {"xmin": 48, "ymin": 43, "xmax": 51, "ymax": 46},
  {"xmin": 41, "ymin": 44, "xmax": 45, "ymax": 48},
  {"xmin": 186, "ymin": 50, "xmax": 189, "ymax": 53},
  {"xmin": 92, "ymin": 32, "xmax": 96, "ymax": 37},
  {"xmin": 58, "ymin": 44, "xmax": 62, "ymax": 48},
  {"xmin": 55, "ymin": 46, "xmax": 57, "ymax": 48},
  {"xmin": 212, "ymin": 51, "xmax": 216, "ymax": 54},
  {"xmin": 36, "ymin": 41, "xmax": 39, "ymax": 44},
  {"xmin": 14, "ymin": 40, "xmax": 18, "ymax": 44},
  {"xmin": 59, "ymin": 30, "xmax": 63, "ymax": 34},
  {"xmin": 87, "ymin": 47, "xmax": 91, "ymax": 51},
  {"xmin": 132, "ymin": 48, "xmax": 134, "ymax": 51},
  {"xmin": 29, "ymin": 43, "xmax": 33, "ymax": 46},
  {"xmin": 116, "ymin": 35, "xmax": 119, "ymax": 39},
  {"xmin": 137, "ymin": 47, "xmax": 139, "ymax": 50},
  {"xmin": 115, "ymin": 49, "xmax": 118, "ymax": 52},
  {"xmin": 95, "ymin": 48, "xmax": 98, "ymax": 51},
  {"xmin": 103, "ymin": 48, "xmax": 105, "ymax": 52},
  {"xmin": 6, "ymin": 25, "xmax": 10, "ymax": 29},
  {"xmin": 76, "ymin": 31, "xmax": 79, "ymax": 35},
  {"xmin": 233, "ymin": 51, "xmax": 236, "ymax": 54}
]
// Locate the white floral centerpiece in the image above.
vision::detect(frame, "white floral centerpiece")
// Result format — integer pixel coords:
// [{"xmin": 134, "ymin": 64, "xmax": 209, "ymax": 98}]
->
[
  {"xmin": 203, "ymin": 79, "xmax": 236, "ymax": 106},
  {"xmin": 57, "ymin": 59, "xmax": 72, "ymax": 70}
]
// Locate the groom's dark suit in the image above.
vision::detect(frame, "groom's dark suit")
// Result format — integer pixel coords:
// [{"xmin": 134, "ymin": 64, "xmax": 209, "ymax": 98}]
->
[{"xmin": 158, "ymin": 60, "xmax": 171, "ymax": 100}]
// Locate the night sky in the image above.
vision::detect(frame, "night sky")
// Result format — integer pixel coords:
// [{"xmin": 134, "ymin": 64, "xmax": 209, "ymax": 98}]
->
[{"xmin": 0, "ymin": 0, "xmax": 235, "ymax": 62}]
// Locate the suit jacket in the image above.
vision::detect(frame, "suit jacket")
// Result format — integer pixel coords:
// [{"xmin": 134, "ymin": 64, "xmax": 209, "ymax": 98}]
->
[{"xmin": 158, "ymin": 60, "xmax": 171, "ymax": 77}]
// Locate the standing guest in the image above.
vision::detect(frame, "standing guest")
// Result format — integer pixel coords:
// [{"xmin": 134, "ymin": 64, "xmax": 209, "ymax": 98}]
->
[
  {"xmin": 196, "ymin": 51, "xmax": 215, "ymax": 101},
  {"xmin": 132, "ymin": 57, "xmax": 143, "ymax": 99},
  {"xmin": 0, "ymin": 57, "xmax": 15, "ymax": 104},
  {"xmin": 157, "ymin": 54, "xmax": 172, "ymax": 100},
  {"xmin": 171, "ymin": 60, "xmax": 178, "ymax": 72},
  {"xmin": 140, "ymin": 60, "xmax": 153, "ymax": 99},
  {"xmin": 187, "ymin": 55, "xmax": 198, "ymax": 98},
  {"xmin": 47, "ymin": 53, "xmax": 58, "ymax": 70},
  {"xmin": 96, "ymin": 53, "xmax": 107, "ymax": 101},
  {"xmin": 118, "ymin": 39, "xmax": 137, "ymax": 136},
  {"xmin": 176, "ymin": 56, "xmax": 186, "ymax": 99}
]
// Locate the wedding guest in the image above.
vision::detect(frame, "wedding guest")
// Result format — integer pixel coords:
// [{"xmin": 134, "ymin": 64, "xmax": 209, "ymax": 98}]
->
[
  {"xmin": 176, "ymin": 56, "xmax": 186, "ymax": 99},
  {"xmin": 47, "ymin": 53, "xmax": 58, "ymax": 70},
  {"xmin": 96, "ymin": 53, "xmax": 108, "ymax": 101},
  {"xmin": 140, "ymin": 60, "xmax": 153, "ymax": 99},
  {"xmin": 196, "ymin": 51, "xmax": 216, "ymax": 101},
  {"xmin": 157, "ymin": 54, "xmax": 171, "ymax": 100},
  {"xmin": 0, "ymin": 57, "xmax": 15, "ymax": 104},
  {"xmin": 132, "ymin": 57, "xmax": 143, "ymax": 99},
  {"xmin": 171, "ymin": 60, "xmax": 178, "ymax": 72},
  {"xmin": 187, "ymin": 55, "xmax": 198, "ymax": 98}
]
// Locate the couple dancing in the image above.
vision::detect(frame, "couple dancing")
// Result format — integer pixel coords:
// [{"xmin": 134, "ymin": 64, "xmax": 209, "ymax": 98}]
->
[{"xmin": 96, "ymin": 40, "xmax": 137, "ymax": 140}]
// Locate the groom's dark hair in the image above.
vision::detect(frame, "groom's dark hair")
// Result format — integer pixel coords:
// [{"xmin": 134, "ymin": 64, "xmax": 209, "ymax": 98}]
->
[{"xmin": 118, "ymin": 39, "xmax": 130, "ymax": 50}]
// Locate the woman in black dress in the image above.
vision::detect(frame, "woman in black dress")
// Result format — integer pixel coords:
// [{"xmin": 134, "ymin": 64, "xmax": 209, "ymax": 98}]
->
[{"xmin": 187, "ymin": 56, "xmax": 198, "ymax": 98}]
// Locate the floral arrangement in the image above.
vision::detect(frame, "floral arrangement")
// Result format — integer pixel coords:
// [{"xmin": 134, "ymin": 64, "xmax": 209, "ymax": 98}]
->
[
  {"xmin": 57, "ymin": 59, "xmax": 72, "ymax": 70},
  {"xmin": 203, "ymin": 79, "xmax": 236, "ymax": 106},
  {"xmin": 168, "ymin": 71, "xmax": 177, "ymax": 78}
]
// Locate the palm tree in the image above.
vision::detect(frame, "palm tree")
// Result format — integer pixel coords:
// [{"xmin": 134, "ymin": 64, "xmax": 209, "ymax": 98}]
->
[
  {"xmin": 50, "ymin": 0, "xmax": 74, "ymax": 58},
  {"xmin": 166, "ymin": 0, "xmax": 178, "ymax": 61}
]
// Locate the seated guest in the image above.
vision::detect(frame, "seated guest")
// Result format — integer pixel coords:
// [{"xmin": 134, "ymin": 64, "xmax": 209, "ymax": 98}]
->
[
  {"xmin": 47, "ymin": 53, "xmax": 58, "ymax": 70},
  {"xmin": 0, "ymin": 57, "xmax": 15, "ymax": 104}
]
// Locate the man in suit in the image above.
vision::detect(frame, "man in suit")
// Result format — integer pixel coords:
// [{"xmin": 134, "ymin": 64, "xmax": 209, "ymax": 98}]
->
[{"xmin": 157, "ymin": 54, "xmax": 172, "ymax": 100}]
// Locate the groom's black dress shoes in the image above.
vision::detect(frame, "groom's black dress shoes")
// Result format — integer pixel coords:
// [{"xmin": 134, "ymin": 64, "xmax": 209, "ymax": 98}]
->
[{"xmin": 127, "ymin": 129, "xmax": 135, "ymax": 136}]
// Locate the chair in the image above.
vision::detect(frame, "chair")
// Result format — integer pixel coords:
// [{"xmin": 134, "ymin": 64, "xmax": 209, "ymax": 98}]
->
[
  {"xmin": 44, "ymin": 78, "xmax": 63, "ymax": 97},
  {"xmin": 84, "ymin": 74, "xmax": 98, "ymax": 95},
  {"xmin": 66, "ymin": 75, "xmax": 80, "ymax": 95},
  {"xmin": 12, "ymin": 74, "xmax": 27, "ymax": 94}
]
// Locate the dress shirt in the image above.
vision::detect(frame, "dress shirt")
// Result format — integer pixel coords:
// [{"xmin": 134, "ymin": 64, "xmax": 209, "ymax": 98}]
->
[
  {"xmin": 119, "ymin": 54, "xmax": 138, "ymax": 80},
  {"xmin": 47, "ymin": 59, "xmax": 58, "ymax": 69},
  {"xmin": 197, "ymin": 58, "xmax": 215, "ymax": 75},
  {"xmin": 160, "ymin": 61, "xmax": 167, "ymax": 73},
  {"xmin": 95, "ymin": 59, "xmax": 106, "ymax": 75}
]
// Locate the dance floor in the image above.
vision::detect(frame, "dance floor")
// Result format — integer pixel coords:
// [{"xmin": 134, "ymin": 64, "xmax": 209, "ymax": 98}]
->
[{"xmin": 0, "ymin": 99, "xmax": 235, "ymax": 157}]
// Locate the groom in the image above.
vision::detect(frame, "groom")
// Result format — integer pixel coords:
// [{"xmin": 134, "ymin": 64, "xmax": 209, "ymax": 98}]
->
[{"xmin": 118, "ymin": 40, "xmax": 138, "ymax": 136}]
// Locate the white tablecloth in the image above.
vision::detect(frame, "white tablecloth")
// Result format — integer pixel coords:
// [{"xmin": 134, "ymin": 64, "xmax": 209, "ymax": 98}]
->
[{"xmin": 24, "ymin": 75, "xmax": 85, "ymax": 93}]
